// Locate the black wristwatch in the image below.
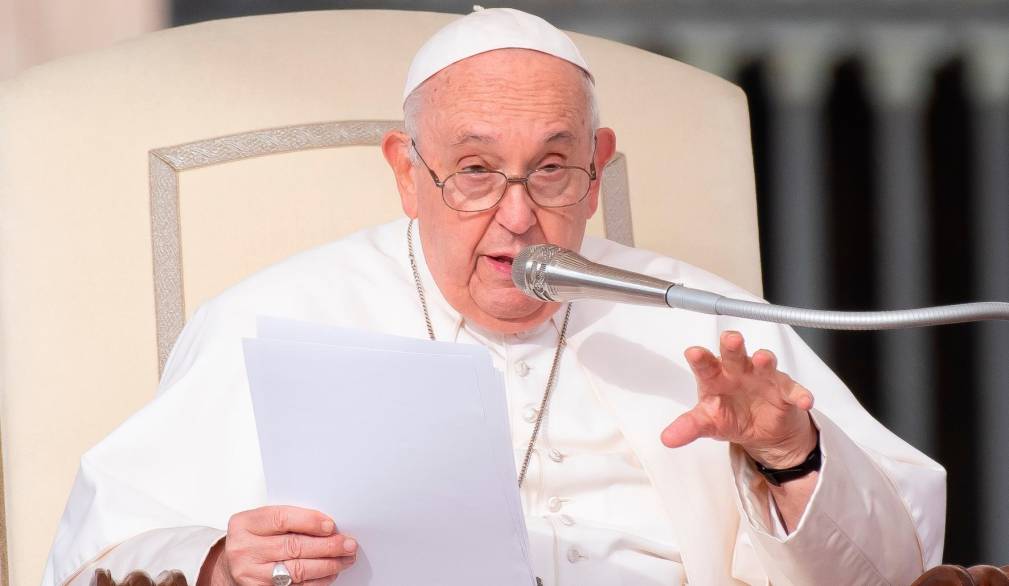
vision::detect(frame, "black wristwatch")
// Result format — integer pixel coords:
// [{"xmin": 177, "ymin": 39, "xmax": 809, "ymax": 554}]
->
[{"xmin": 752, "ymin": 432, "xmax": 821, "ymax": 487}]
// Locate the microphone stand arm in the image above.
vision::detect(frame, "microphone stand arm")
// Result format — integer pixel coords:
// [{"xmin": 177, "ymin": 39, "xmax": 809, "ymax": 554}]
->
[{"xmin": 665, "ymin": 285, "xmax": 1009, "ymax": 330}]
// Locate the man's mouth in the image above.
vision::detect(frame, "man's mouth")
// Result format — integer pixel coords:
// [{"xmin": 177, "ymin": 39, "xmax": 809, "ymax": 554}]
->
[
  {"xmin": 489, "ymin": 255, "xmax": 515, "ymax": 265},
  {"xmin": 484, "ymin": 254, "xmax": 517, "ymax": 277}
]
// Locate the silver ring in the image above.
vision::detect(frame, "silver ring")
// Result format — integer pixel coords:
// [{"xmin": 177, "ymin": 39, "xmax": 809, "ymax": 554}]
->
[{"xmin": 272, "ymin": 562, "xmax": 293, "ymax": 586}]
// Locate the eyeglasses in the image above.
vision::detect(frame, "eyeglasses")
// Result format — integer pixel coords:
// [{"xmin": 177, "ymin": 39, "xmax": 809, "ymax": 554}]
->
[{"xmin": 411, "ymin": 140, "xmax": 597, "ymax": 213}]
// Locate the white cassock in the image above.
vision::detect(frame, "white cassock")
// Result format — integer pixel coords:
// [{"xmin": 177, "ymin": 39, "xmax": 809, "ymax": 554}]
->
[{"xmin": 43, "ymin": 217, "xmax": 945, "ymax": 586}]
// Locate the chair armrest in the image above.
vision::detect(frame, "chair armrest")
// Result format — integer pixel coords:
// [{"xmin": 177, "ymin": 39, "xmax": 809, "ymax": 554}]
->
[
  {"xmin": 90, "ymin": 569, "xmax": 188, "ymax": 586},
  {"xmin": 911, "ymin": 564, "xmax": 1009, "ymax": 586}
]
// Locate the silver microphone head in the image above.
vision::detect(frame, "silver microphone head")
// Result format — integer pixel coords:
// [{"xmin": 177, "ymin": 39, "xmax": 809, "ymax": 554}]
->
[
  {"xmin": 511, "ymin": 244, "xmax": 674, "ymax": 306},
  {"xmin": 511, "ymin": 244, "xmax": 583, "ymax": 302}
]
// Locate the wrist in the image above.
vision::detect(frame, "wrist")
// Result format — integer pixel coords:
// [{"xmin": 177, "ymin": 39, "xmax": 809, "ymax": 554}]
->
[
  {"xmin": 742, "ymin": 415, "xmax": 817, "ymax": 469},
  {"xmin": 751, "ymin": 429, "xmax": 821, "ymax": 487},
  {"xmin": 197, "ymin": 539, "xmax": 231, "ymax": 586}
]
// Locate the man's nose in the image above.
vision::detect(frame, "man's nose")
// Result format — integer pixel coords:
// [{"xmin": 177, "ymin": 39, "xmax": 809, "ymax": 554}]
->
[{"xmin": 494, "ymin": 181, "xmax": 537, "ymax": 234}]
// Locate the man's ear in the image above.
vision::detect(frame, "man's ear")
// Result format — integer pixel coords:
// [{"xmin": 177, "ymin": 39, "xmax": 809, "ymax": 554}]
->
[
  {"xmin": 381, "ymin": 130, "xmax": 418, "ymax": 218},
  {"xmin": 586, "ymin": 128, "xmax": 617, "ymax": 218}
]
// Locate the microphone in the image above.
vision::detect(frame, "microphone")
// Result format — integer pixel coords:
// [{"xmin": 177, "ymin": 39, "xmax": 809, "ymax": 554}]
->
[{"xmin": 511, "ymin": 244, "xmax": 1009, "ymax": 330}]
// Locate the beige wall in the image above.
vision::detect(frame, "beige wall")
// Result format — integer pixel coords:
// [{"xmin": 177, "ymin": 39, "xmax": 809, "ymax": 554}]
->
[{"xmin": 0, "ymin": 0, "xmax": 167, "ymax": 80}]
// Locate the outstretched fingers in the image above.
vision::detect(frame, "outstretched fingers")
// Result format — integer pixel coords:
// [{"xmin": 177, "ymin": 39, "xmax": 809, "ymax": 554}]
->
[
  {"xmin": 752, "ymin": 348, "xmax": 813, "ymax": 409},
  {"xmin": 786, "ymin": 381, "xmax": 815, "ymax": 411},
  {"xmin": 660, "ymin": 407, "xmax": 715, "ymax": 448},
  {"xmin": 719, "ymin": 331, "xmax": 750, "ymax": 375},
  {"xmin": 751, "ymin": 348, "xmax": 778, "ymax": 374},
  {"xmin": 684, "ymin": 346, "xmax": 722, "ymax": 383}
]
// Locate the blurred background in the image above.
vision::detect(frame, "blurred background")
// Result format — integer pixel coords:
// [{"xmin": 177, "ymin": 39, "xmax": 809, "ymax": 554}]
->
[{"xmin": 5, "ymin": 0, "xmax": 1008, "ymax": 567}]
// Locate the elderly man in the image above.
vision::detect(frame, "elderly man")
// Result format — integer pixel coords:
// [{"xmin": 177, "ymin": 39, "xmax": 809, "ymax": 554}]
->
[{"xmin": 44, "ymin": 8, "xmax": 944, "ymax": 586}]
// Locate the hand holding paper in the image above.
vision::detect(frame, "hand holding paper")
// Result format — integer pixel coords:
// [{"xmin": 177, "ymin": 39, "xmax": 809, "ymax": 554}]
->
[{"xmin": 201, "ymin": 505, "xmax": 358, "ymax": 585}]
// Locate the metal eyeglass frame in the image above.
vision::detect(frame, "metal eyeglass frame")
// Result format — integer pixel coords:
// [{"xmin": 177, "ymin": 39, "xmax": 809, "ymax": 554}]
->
[{"xmin": 410, "ymin": 139, "xmax": 598, "ymax": 212}]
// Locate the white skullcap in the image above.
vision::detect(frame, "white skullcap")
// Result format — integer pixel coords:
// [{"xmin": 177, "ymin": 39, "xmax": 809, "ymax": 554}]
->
[{"xmin": 402, "ymin": 6, "xmax": 592, "ymax": 104}]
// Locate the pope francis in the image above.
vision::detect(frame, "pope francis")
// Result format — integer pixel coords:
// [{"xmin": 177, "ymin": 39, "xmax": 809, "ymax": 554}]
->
[{"xmin": 43, "ymin": 7, "xmax": 945, "ymax": 586}]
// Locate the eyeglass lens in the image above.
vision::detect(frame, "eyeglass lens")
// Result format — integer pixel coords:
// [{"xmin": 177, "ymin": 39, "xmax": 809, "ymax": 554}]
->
[{"xmin": 444, "ymin": 167, "xmax": 591, "ymax": 211}]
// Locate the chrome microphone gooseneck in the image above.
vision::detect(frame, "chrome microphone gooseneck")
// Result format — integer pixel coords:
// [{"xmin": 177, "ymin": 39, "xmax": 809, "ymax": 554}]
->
[{"xmin": 511, "ymin": 244, "xmax": 1009, "ymax": 330}]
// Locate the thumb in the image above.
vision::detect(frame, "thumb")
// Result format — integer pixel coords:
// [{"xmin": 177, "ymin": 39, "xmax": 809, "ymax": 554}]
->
[{"xmin": 661, "ymin": 408, "xmax": 712, "ymax": 448}]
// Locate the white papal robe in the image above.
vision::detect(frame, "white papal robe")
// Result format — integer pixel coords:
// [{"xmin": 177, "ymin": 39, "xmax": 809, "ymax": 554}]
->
[{"xmin": 43, "ymin": 217, "xmax": 945, "ymax": 586}]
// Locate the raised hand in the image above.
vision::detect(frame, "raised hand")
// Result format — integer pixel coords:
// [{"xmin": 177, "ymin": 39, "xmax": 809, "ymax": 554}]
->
[{"xmin": 661, "ymin": 330, "xmax": 817, "ymax": 470}]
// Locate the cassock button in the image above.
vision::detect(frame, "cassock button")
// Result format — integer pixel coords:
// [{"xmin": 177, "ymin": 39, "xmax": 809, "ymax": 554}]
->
[
  {"xmin": 514, "ymin": 361, "xmax": 530, "ymax": 377},
  {"xmin": 522, "ymin": 404, "xmax": 539, "ymax": 423},
  {"xmin": 548, "ymin": 448, "xmax": 564, "ymax": 463},
  {"xmin": 547, "ymin": 496, "xmax": 566, "ymax": 512},
  {"xmin": 566, "ymin": 547, "xmax": 585, "ymax": 563}
]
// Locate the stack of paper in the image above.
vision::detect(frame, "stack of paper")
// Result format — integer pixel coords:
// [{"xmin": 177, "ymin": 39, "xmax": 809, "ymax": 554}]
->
[{"xmin": 243, "ymin": 316, "xmax": 535, "ymax": 586}]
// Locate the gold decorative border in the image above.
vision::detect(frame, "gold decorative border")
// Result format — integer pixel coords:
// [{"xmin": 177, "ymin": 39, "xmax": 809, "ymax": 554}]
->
[{"xmin": 148, "ymin": 121, "xmax": 632, "ymax": 373}]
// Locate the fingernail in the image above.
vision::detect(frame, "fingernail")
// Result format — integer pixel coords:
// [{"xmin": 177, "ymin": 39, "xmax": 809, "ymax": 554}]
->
[
  {"xmin": 344, "ymin": 538, "xmax": 358, "ymax": 553},
  {"xmin": 322, "ymin": 520, "xmax": 335, "ymax": 534}
]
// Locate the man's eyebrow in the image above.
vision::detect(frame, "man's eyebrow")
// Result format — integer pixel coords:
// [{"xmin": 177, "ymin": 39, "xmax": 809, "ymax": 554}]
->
[
  {"xmin": 449, "ymin": 131, "xmax": 577, "ymax": 147},
  {"xmin": 450, "ymin": 133, "xmax": 497, "ymax": 147},
  {"xmin": 544, "ymin": 131, "xmax": 576, "ymax": 144}
]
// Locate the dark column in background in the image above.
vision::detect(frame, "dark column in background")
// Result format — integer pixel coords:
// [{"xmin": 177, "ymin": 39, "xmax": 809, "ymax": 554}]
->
[
  {"xmin": 765, "ymin": 40, "xmax": 834, "ymax": 361},
  {"xmin": 866, "ymin": 37, "xmax": 938, "ymax": 458},
  {"xmin": 824, "ymin": 59, "xmax": 881, "ymax": 416},
  {"xmin": 926, "ymin": 59, "xmax": 980, "ymax": 564},
  {"xmin": 967, "ymin": 41, "xmax": 1009, "ymax": 564}
]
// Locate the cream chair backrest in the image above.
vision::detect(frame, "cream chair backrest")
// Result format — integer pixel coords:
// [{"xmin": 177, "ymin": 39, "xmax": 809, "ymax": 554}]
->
[{"xmin": 0, "ymin": 10, "xmax": 759, "ymax": 586}]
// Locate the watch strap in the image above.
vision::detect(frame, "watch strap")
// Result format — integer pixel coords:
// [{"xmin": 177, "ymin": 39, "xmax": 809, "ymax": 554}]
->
[{"xmin": 752, "ymin": 432, "xmax": 822, "ymax": 487}]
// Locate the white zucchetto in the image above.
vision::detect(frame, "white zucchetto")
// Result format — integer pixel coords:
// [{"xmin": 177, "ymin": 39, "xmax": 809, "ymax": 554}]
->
[{"xmin": 402, "ymin": 6, "xmax": 593, "ymax": 103}]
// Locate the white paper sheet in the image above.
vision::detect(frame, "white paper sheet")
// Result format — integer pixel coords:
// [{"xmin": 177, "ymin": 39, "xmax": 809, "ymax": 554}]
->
[
  {"xmin": 255, "ymin": 316, "xmax": 529, "ymax": 558},
  {"xmin": 243, "ymin": 320, "xmax": 534, "ymax": 586}
]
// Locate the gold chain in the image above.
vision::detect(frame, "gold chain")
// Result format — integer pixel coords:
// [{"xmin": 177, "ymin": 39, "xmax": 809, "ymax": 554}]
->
[
  {"xmin": 407, "ymin": 219, "xmax": 572, "ymax": 488},
  {"xmin": 407, "ymin": 219, "xmax": 436, "ymax": 341}
]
